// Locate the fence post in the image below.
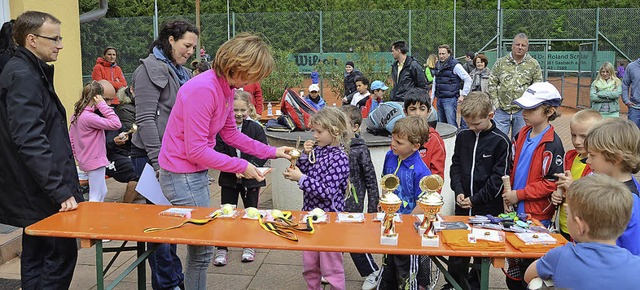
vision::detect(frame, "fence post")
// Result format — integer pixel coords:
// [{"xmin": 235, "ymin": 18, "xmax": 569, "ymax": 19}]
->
[
  {"xmin": 408, "ymin": 10, "xmax": 412, "ymax": 56},
  {"xmin": 319, "ymin": 11, "xmax": 323, "ymax": 54},
  {"xmin": 232, "ymin": 12, "xmax": 236, "ymax": 37},
  {"xmin": 453, "ymin": 0, "xmax": 456, "ymax": 56},
  {"xmin": 594, "ymin": 7, "xmax": 599, "ymax": 79}
]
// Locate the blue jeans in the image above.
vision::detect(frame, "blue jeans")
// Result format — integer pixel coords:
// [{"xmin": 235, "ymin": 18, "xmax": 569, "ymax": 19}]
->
[
  {"xmin": 132, "ymin": 156, "xmax": 184, "ymax": 290},
  {"xmin": 628, "ymin": 107, "xmax": 640, "ymax": 128},
  {"xmin": 436, "ymin": 97, "xmax": 459, "ymax": 127},
  {"xmin": 160, "ymin": 169, "xmax": 213, "ymax": 290},
  {"xmin": 494, "ymin": 108, "xmax": 525, "ymax": 140}
]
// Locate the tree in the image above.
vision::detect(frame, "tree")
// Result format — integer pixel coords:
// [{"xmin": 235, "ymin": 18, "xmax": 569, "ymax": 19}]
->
[{"xmin": 261, "ymin": 48, "xmax": 304, "ymax": 101}]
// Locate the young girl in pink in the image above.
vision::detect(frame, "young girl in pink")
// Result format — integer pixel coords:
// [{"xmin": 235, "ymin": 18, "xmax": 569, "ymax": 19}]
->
[{"xmin": 69, "ymin": 81, "xmax": 121, "ymax": 202}]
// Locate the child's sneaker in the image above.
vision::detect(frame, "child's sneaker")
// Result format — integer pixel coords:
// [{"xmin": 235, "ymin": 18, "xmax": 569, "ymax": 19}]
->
[
  {"xmin": 321, "ymin": 277, "xmax": 329, "ymax": 284},
  {"xmin": 213, "ymin": 248, "xmax": 228, "ymax": 266},
  {"xmin": 361, "ymin": 270, "xmax": 380, "ymax": 290},
  {"xmin": 241, "ymin": 248, "xmax": 256, "ymax": 262}
]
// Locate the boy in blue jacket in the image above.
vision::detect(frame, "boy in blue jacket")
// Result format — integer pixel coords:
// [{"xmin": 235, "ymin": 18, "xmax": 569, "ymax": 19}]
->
[{"xmin": 379, "ymin": 116, "xmax": 433, "ymax": 289}]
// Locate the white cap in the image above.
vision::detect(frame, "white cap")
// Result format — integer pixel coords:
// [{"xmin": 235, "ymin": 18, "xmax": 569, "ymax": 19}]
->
[
  {"xmin": 308, "ymin": 84, "xmax": 320, "ymax": 92},
  {"xmin": 512, "ymin": 82, "xmax": 562, "ymax": 109}
]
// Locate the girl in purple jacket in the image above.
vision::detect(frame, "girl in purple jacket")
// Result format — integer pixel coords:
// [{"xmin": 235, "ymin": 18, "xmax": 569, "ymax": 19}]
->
[
  {"xmin": 69, "ymin": 81, "xmax": 121, "ymax": 201},
  {"xmin": 283, "ymin": 107, "xmax": 352, "ymax": 290}
]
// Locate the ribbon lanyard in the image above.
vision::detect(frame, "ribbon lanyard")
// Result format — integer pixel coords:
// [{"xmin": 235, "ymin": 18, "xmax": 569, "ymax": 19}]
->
[
  {"xmin": 143, "ymin": 212, "xmax": 220, "ymax": 233},
  {"xmin": 393, "ymin": 159, "xmax": 403, "ymax": 175},
  {"xmin": 258, "ymin": 216, "xmax": 298, "ymax": 241}
]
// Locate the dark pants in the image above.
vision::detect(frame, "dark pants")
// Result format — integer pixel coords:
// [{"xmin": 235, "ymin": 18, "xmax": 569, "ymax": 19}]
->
[
  {"xmin": 379, "ymin": 254, "xmax": 431, "ymax": 290},
  {"xmin": 106, "ymin": 153, "xmax": 138, "ymax": 183},
  {"xmin": 132, "ymin": 156, "xmax": 184, "ymax": 290},
  {"xmin": 218, "ymin": 185, "xmax": 260, "ymax": 251},
  {"xmin": 350, "ymin": 253, "xmax": 379, "ymax": 277},
  {"xmin": 220, "ymin": 185, "xmax": 259, "ymax": 208},
  {"xmin": 21, "ymin": 231, "xmax": 77, "ymax": 290},
  {"xmin": 447, "ymin": 256, "xmax": 482, "ymax": 290}
]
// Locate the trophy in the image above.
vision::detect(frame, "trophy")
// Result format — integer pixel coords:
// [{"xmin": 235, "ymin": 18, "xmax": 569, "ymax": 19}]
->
[
  {"xmin": 289, "ymin": 137, "xmax": 302, "ymax": 169},
  {"xmin": 289, "ymin": 148, "xmax": 301, "ymax": 169},
  {"xmin": 417, "ymin": 174, "xmax": 444, "ymax": 247},
  {"xmin": 379, "ymin": 174, "xmax": 402, "ymax": 245},
  {"xmin": 126, "ymin": 123, "xmax": 138, "ymax": 135}
]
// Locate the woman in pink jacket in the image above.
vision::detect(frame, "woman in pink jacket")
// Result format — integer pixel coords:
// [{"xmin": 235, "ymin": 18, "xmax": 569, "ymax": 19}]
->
[
  {"xmin": 158, "ymin": 33, "xmax": 293, "ymax": 289},
  {"xmin": 69, "ymin": 81, "xmax": 121, "ymax": 202}
]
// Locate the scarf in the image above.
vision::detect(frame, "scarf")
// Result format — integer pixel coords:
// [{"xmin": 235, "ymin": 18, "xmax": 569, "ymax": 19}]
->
[
  {"xmin": 593, "ymin": 78, "xmax": 618, "ymax": 92},
  {"xmin": 153, "ymin": 46, "xmax": 190, "ymax": 85}
]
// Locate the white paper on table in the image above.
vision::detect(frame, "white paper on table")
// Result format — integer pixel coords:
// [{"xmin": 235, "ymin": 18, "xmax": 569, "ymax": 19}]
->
[{"xmin": 135, "ymin": 164, "xmax": 171, "ymax": 205}]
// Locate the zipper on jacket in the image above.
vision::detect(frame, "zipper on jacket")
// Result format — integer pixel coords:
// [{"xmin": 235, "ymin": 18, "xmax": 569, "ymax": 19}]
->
[{"xmin": 468, "ymin": 132, "xmax": 480, "ymax": 216}]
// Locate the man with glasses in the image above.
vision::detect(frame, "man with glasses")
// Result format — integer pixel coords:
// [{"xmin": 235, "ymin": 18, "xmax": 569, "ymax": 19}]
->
[{"xmin": 0, "ymin": 11, "xmax": 82, "ymax": 289}]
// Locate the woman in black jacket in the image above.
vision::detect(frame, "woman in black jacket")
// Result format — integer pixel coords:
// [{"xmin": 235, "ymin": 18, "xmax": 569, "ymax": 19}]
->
[{"xmin": 343, "ymin": 60, "xmax": 363, "ymax": 101}]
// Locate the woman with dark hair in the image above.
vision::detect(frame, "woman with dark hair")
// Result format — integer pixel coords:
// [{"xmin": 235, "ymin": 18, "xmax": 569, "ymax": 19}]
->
[
  {"xmin": 0, "ymin": 20, "xmax": 16, "ymax": 72},
  {"xmin": 92, "ymin": 46, "xmax": 127, "ymax": 104},
  {"xmin": 469, "ymin": 53, "xmax": 491, "ymax": 93},
  {"xmin": 130, "ymin": 20, "xmax": 199, "ymax": 290}
]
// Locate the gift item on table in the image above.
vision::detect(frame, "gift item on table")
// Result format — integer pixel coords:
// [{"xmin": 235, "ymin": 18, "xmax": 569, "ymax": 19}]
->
[{"xmin": 336, "ymin": 212, "xmax": 365, "ymax": 223}]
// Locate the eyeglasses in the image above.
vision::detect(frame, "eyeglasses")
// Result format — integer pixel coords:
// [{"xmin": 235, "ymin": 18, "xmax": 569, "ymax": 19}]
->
[{"xmin": 32, "ymin": 34, "xmax": 63, "ymax": 44}]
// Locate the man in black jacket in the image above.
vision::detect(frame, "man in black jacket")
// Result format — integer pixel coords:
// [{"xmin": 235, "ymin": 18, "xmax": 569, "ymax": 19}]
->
[
  {"xmin": 389, "ymin": 40, "xmax": 428, "ymax": 101},
  {"xmin": 0, "ymin": 11, "xmax": 82, "ymax": 289}
]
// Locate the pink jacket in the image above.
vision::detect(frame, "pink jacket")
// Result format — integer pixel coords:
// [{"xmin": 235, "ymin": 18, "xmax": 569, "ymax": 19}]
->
[
  {"xmin": 159, "ymin": 70, "xmax": 276, "ymax": 174},
  {"xmin": 69, "ymin": 101, "xmax": 122, "ymax": 171}
]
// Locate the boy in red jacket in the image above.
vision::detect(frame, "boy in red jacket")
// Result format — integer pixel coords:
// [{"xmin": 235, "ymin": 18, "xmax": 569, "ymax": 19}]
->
[
  {"xmin": 402, "ymin": 87, "xmax": 446, "ymax": 180},
  {"xmin": 502, "ymin": 82, "xmax": 565, "ymax": 289}
]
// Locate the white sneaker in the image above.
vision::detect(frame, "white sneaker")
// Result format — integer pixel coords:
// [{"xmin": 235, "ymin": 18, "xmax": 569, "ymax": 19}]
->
[
  {"xmin": 213, "ymin": 248, "xmax": 228, "ymax": 266},
  {"xmin": 241, "ymin": 248, "xmax": 255, "ymax": 262},
  {"xmin": 321, "ymin": 277, "xmax": 329, "ymax": 284},
  {"xmin": 362, "ymin": 270, "xmax": 380, "ymax": 290}
]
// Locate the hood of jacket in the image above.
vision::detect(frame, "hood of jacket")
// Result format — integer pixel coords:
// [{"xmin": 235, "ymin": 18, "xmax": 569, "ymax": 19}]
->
[{"xmin": 96, "ymin": 56, "xmax": 116, "ymax": 68}]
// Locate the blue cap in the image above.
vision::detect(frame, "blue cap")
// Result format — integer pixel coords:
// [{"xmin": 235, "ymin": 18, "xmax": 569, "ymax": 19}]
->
[{"xmin": 371, "ymin": 80, "xmax": 389, "ymax": 91}]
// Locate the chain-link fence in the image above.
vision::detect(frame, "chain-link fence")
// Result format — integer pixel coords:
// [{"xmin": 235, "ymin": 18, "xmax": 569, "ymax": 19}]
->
[{"xmin": 81, "ymin": 8, "xmax": 640, "ymax": 107}]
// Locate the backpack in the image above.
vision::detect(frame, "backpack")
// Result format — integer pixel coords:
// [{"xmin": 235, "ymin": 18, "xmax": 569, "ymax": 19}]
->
[
  {"xmin": 279, "ymin": 88, "xmax": 317, "ymax": 130},
  {"xmin": 266, "ymin": 115, "xmax": 295, "ymax": 132},
  {"xmin": 365, "ymin": 101, "xmax": 405, "ymax": 136}
]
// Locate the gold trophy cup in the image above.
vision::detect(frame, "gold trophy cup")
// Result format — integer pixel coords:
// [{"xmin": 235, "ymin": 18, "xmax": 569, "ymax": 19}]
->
[
  {"xmin": 288, "ymin": 136, "xmax": 303, "ymax": 169},
  {"xmin": 289, "ymin": 148, "xmax": 301, "ymax": 169},
  {"xmin": 126, "ymin": 123, "xmax": 138, "ymax": 135},
  {"xmin": 417, "ymin": 175, "xmax": 444, "ymax": 246},
  {"xmin": 379, "ymin": 174, "xmax": 402, "ymax": 245}
]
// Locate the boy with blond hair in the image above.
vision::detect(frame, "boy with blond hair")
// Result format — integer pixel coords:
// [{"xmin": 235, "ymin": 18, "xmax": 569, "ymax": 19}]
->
[
  {"xmin": 403, "ymin": 87, "xmax": 446, "ymax": 180},
  {"xmin": 551, "ymin": 109, "xmax": 602, "ymax": 240},
  {"xmin": 379, "ymin": 116, "xmax": 433, "ymax": 290},
  {"xmin": 446, "ymin": 91, "xmax": 511, "ymax": 289},
  {"xmin": 525, "ymin": 174, "xmax": 640, "ymax": 289},
  {"xmin": 502, "ymin": 82, "xmax": 565, "ymax": 289},
  {"xmin": 584, "ymin": 118, "xmax": 640, "ymax": 255}
]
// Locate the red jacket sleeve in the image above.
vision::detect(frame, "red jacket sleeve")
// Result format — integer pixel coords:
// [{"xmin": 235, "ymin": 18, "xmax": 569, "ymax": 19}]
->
[{"xmin": 253, "ymin": 83, "xmax": 264, "ymax": 113}]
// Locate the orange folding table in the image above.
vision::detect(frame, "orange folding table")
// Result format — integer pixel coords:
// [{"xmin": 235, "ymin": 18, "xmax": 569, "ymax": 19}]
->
[{"xmin": 26, "ymin": 202, "xmax": 563, "ymax": 290}]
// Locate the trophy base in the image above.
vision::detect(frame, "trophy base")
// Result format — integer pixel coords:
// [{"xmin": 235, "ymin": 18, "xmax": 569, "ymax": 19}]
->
[
  {"xmin": 380, "ymin": 234, "xmax": 399, "ymax": 246},
  {"xmin": 421, "ymin": 235, "xmax": 440, "ymax": 247}
]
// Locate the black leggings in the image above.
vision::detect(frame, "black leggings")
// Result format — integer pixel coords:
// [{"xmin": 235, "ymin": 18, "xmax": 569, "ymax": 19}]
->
[
  {"xmin": 220, "ymin": 185, "xmax": 260, "ymax": 208},
  {"xmin": 218, "ymin": 185, "xmax": 260, "ymax": 251}
]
